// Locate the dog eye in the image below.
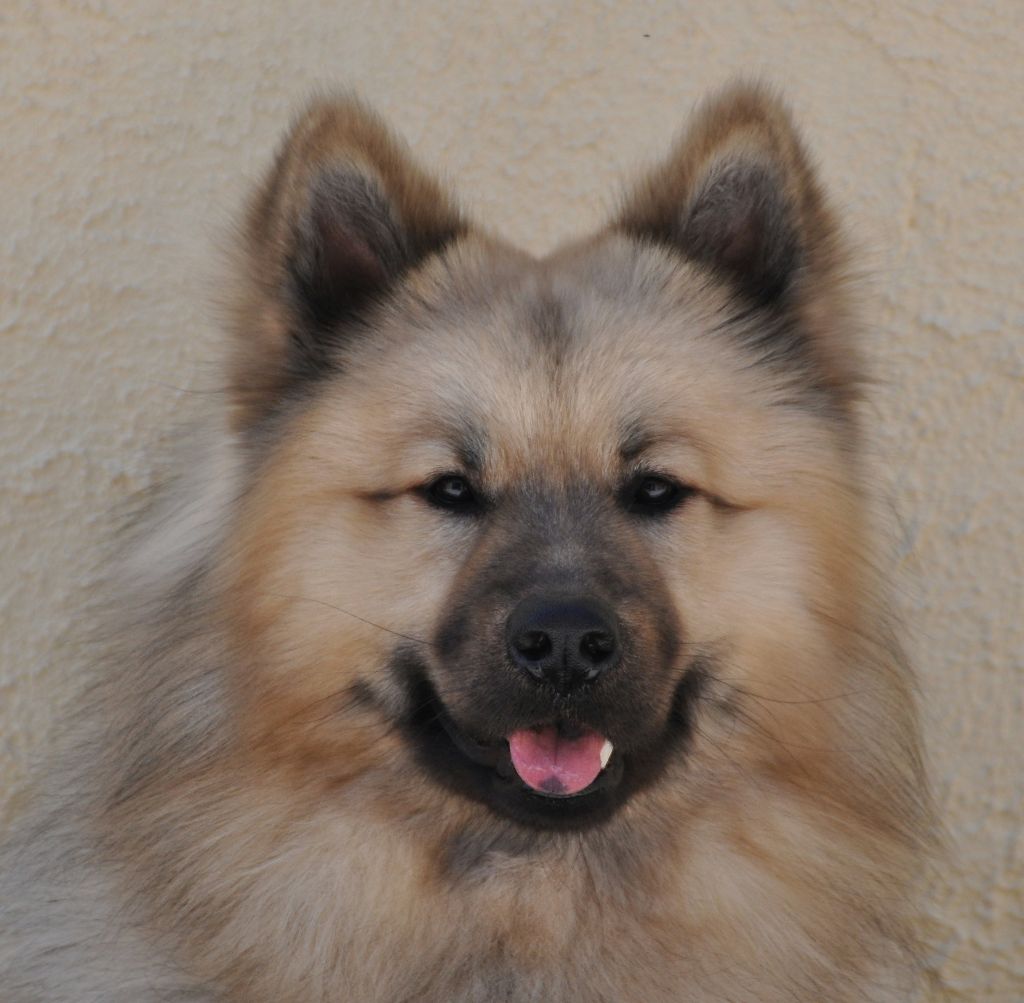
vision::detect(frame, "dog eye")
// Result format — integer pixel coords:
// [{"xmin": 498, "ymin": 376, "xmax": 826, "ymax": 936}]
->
[
  {"xmin": 425, "ymin": 474, "xmax": 482, "ymax": 514},
  {"xmin": 622, "ymin": 474, "xmax": 692, "ymax": 516}
]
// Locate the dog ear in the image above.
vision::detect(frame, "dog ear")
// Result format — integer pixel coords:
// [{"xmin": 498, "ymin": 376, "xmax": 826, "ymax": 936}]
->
[
  {"xmin": 230, "ymin": 96, "xmax": 465, "ymax": 428},
  {"xmin": 615, "ymin": 83, "xmax": 842, "ymax": 309},
  {"xmin": 614, "ymin": 83, "xmax": 861, "ymax": 398}
]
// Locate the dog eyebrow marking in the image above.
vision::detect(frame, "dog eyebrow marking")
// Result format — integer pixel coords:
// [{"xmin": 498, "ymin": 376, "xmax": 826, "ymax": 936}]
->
[
  {"xmin": 619, "ymin": 423, "xmax": 655, "ymax": 463},
  {"xmin": 618, "ymin": 417, "xmax": 703, "ymax": 466},
  {"xmin": 443, "ymin": 415, "xmax": 487, "ymax": 474}
]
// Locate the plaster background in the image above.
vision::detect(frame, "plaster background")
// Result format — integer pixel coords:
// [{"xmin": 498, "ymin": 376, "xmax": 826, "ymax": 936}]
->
[{"xmin": 1, "ymin": 2, "xmax": 1021, "ymax": 999}]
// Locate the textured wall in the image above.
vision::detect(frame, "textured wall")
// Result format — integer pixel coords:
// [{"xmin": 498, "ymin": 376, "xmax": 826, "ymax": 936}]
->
[{"xmin": 1, "ymin": 2, "xmax": 1020, "ymax": 999}]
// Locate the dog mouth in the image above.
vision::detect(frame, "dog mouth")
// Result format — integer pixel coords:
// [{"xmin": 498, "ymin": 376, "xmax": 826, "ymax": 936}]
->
[
  {"xmin": 437, "ymin": 705, "xmax": 616, "ymax": 799},
  {"xmin": 392, "ymin": 650, "xmax": 703, "ymax": 830}
]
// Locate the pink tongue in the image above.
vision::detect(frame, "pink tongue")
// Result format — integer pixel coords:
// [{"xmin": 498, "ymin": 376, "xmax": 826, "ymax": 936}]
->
[{"xmin": 508, "ymin": 726, "xmax": 606, "ymax": 796}]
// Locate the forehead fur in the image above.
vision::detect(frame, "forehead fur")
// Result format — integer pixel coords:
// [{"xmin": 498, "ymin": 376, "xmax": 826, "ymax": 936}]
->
[{"xmin": 290, "ymin": 232, "xmax": 851, "ymax": 506}]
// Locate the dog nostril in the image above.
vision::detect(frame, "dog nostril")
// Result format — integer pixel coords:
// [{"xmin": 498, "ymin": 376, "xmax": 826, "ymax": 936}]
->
[
  {"xmin": 514, "ymin": 630, "xmax": 552, "ymax": 662},
  {"xmin": 579, "ymin": 631, "xmax": 616, "ymax": 665}
]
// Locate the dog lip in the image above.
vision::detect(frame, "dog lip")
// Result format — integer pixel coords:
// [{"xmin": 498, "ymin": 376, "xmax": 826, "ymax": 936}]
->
[{"xmin": 434, "ymin": 702, "xmax": 505, "ymax": 769}]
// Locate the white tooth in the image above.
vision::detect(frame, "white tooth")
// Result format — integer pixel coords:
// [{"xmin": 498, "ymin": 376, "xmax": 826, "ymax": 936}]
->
[{"xmin": 599, "ymin": 739, "xmax": 614, "ymax": 769}]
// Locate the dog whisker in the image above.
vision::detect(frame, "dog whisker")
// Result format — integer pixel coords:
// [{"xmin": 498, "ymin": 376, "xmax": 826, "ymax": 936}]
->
[{"xmin": 260, "ymin": 591, "xmax": 429, "ymax": 646}]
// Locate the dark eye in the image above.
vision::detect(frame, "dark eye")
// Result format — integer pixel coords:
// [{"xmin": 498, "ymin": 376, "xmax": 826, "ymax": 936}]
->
[
  {"xmin": 425, "ymin": 474, "xmax": 482, "ymax": 514},
  {"xmin": 622, "ymin": 474, "xmax": 691, "ymax": 516}
]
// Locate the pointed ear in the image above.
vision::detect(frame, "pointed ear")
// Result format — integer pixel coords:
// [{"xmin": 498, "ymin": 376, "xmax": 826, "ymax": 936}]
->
[
  {"xmin": 615, "ymin": 83, "xmax": 842, "ymax": 309},
  {"xmin": 230, "ymin": 95, "xmax": 466, "ymax": 428}
]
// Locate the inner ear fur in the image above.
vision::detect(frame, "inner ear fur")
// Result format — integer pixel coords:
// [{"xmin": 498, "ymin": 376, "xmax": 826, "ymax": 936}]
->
[
  {"xmin": 615, "ymin": 83, "xmax": 861, "ymax": 396},
  {"xmin": 229, "ymin": 95, "xmax": 465, "ymax": 429}
]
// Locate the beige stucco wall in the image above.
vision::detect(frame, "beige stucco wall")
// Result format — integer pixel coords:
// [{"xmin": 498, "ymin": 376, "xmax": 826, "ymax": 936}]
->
[{"xmin": 1, "ymin": 2, "xmax": 1020, "ymax": 998}]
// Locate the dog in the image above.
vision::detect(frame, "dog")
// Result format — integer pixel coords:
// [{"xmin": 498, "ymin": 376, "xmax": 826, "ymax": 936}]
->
[{"xmin": 0, "ymin": 83, "xmax": 931, "ymax": 1001}]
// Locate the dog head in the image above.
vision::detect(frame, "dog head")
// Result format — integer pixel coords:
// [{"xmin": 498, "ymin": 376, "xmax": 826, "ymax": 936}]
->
[{"xmin": 221, "ymin": 87, "xmax": 907, "ymax": 838}]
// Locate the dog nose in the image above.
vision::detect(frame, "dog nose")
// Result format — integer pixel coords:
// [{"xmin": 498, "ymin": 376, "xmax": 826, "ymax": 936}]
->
[{"xmin": 507, "ymin": 597, "xmax": 620, "ymax": 691}]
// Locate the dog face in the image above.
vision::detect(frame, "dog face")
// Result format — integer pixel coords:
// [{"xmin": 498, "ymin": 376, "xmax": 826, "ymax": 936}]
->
[{"xmin": 223, "ymin": 88, "xmax": 879, "ymax": 836}]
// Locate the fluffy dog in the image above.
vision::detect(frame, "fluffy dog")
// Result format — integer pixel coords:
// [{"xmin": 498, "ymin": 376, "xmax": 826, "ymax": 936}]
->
[{"xmin": 0, "ymin": 83, "xmax": 931, "ymax": 1001}]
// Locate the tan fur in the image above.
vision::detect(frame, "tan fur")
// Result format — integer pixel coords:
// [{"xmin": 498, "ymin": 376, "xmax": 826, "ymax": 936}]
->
[{"xmin": 0, "ymin": 85, "xmax": 931, "ymax": 1002}]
